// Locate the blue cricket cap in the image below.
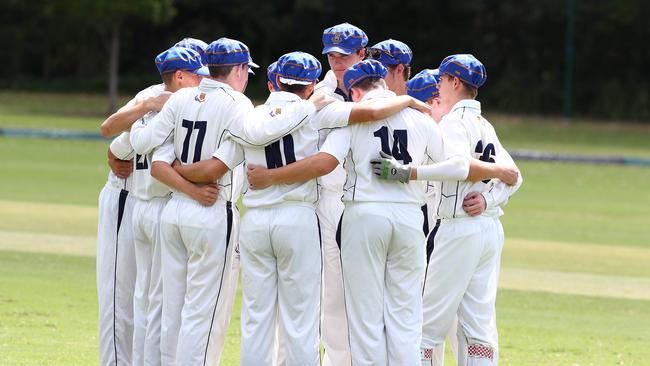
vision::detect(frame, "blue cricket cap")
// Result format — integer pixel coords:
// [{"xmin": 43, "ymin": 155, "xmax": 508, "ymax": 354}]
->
[
  {"xmin": 205, "ymin": 38, "xmax": 260, "ymax": 74},
  {"xmin": 322, "ymin": 23, "xmax": 368, "ymax": 55},
  {"xmin": 267, "ymin": 61, "xmax": 281, "ymax": 91},
  {"xmin": 276, "ymin": 52, "xmax": 322, "ymax": 86},
  {"xmin": 343, "ymin": 59, "xmax": 387, "ymax": 92},
  {"xmin": 438, "ymin": 54, "xmax": 487, "ymax": 88},
  {"xmin": 174, "ymin": 37, "xmax": 209, "ymax": 63},
  {"xmin": 155, "ymin": 47, "xmax": 209, "ymax": 76},
  {"xmin": 406, "ymin": 69, "xmax": 441, "ymax": 102},
  {"xmin": 369, "ymin": 39, "xmax": 412, "ymax": 66}
]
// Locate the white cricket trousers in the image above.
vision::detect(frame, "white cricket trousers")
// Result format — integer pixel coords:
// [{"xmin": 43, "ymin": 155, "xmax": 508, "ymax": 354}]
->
[
  {"xmin": 339, "ymin": 202, "xmax": 425, "ymax": 366},
  {"xmin": 96, "ymin": 184, "xmax": 136, "ymax": 366},
  {"xmin": 239, "ymin": 204, "xmax": 321, "ymax": 366},
  {"xmin": 159, "ymin": 197, "xmax": 239, "ymax": 366},
  {"xmin": 132, "ymin": 196, "xmax": 169, "ymax": 366},
  {"xmin": 317, "ymin": 191, "xmax": 351, "ymax": 366},
  {"xmin": 421, "ymin": 216, "xmax": 504, "ymax": 366}
]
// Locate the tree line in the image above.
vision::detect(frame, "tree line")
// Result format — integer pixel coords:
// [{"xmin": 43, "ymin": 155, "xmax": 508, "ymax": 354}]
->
[{"xmin": 1, "ymin": 0, "xmax": 648, "ymax": 121}]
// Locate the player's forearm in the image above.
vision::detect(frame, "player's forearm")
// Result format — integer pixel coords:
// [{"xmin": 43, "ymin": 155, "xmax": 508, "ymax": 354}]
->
[
  {"xmin": 413, "ymin": 156, "xmax": 470, "ymax": 181},
  {"xmin": 467, "ymin": 159, "xmax": 511, "ymax": 182},
  {"xmin": 100, "ymin": 102, "xmax": 149, "ymax": 137},
  {"xmin": 269, "ymin": 153, "xmax": 338, "ymax": 184},
  {"xmin": 348, "ymin": 96, "xmax": 412, "ymax": 123},
  {"xmin": 237, "ymin": 102, "xmax": 316, "ymax": 147},
  {"xmin": 151, "ymin": 161, "xmax": 199, "ymax": 197},
  {"xmin": 174, "ymin": 158, "xmax": 229, "ymax": 184}
]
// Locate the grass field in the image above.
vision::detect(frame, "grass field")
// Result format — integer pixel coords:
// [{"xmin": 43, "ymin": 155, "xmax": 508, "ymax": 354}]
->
[{"xmin": 1, "ymin": 92, "xmax": 649, "ymax": 365}]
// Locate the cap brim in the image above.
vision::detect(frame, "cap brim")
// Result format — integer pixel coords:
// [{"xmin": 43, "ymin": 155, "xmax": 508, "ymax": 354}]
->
[
  {"xmin": 322, "ymin": 45, "xmax": 353, "ymax": 55},
  {"xmin": 193, "ymin": 66, "xmax": 210, "ymax": 76}
]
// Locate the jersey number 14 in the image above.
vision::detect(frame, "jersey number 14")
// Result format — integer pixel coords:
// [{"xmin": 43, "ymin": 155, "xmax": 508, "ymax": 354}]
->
[{"xmin": 373, "ymin": 126, "xmax": 412, "ymax": 164}]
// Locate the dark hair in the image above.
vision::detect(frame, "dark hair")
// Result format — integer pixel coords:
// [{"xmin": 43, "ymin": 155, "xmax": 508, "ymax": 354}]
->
[
  {"xmin": 278, "ymin": 82, "xmax": 310, "ymax": 94},
  {"xmin": 208, "ymin": 65, "xmax": 237, "ymax": 78},
  {"xmin": 387, "ymin": 64, "xmax": 411, "ymax": 82},
  {"xmin": 350, "ymin": 77, "xmax": 385, "ymax": 91},
  {"xmin": 443, "ymin": 73, "xmax": 478, "ymax": 99},
  {"xmin": 161, "ymin": 72, "xmax": 175, "ymax": 86}
]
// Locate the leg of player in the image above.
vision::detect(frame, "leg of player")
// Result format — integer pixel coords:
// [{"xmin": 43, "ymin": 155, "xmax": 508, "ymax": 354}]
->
[
  {"xmin": 339, "ymin": 203, "xmax": 390, "ymax": 365},
  {"xmin": 384, "ymin": 203, "xmax": 426, "ymax": 365},
  {"xmin": 159, "ymin": 199, "xmax": 187, "ymax": 365},
  {"xmin": 96, "ymin": 185, "xmax": 136, "ymax": 366},
  {"xmin": 239, "ymin": 208, "xmax": 279, "ymax": 366},
  {"xmin": 318, "ymin": 192, "xmax": 350, "ymax": 366},
  {"xmin": 174, "ymin": 200, "xmax": 236, "ymax": 366},
  {"xmin": 421, "ymin": 219, "xmax": 485, "ymax": 366},
  {"xmin": 131, "ymin": 202, "xmax": 154, "ymax": 366},
  {"xmin": 275, "ymin": 207, "xmax": 321, "ymax": 365},
  {"xmin": 455, "ymin": 217, "xmax": 503, "ymax": 366}
]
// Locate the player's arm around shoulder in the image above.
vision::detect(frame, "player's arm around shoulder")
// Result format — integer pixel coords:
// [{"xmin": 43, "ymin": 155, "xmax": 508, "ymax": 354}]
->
[
  {"xmin": 100, "ymin": 86, "xmax": 171, "ymax": 137},
  {"xmin": 129, "ymin": 90, "xmax": 184, "ymax": 155},
  {"xmin": 247, "ymin": 127, "xmax": 349, "ymax": 190},
  {"xmin": 347, "ymin": 95, "xmax": 431, "ymax": 124}
]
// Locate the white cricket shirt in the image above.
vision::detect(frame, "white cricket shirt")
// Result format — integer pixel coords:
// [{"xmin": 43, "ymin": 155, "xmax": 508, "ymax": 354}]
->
[
  {"xmin": 321, "ymin": 88, "xmax": 469, "ymax": 204},
  {"xmin": 130, "ymin": 78, "xmax": 316, "ymax": 202},
  {"xmin": 232, "ymin": 91, "xmax": 352, "ymax": 208},
  {"xmin": 314, "ymin": 70, "xmax": 349, "ymax": 194},
  {"xmin": 127, "ymin": 84, "xmax": 172, "ymax": 201},
  {"xmin": 433, "ymin": 99, "xmax": 523, "ymax": 219}
]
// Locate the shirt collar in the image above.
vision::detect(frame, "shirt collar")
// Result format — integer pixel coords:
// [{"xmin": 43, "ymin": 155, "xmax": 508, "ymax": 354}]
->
[
  {"xmin": 361, "ymin": 88, "xmax": 396, "ymax": 101},
  {"xmin": 450, "ymin": 99, "xmax": 481, "ymax": 114},
  {"xmin": 198, "ymin": 78, "xmax": 234, "ymax": 92},
  {"xmin": 265, "ymin": 91, "xmax": 302, "ymax": 105}
]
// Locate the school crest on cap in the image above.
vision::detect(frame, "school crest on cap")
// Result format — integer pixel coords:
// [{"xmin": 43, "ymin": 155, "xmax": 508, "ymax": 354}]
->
[{"xmin": 331, "ymin": 32, "xmax": 342, "ymax": 44}]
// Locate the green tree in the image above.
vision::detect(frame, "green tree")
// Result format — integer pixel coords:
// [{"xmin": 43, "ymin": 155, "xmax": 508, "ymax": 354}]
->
[{"xmin": 61, "ymin": 0, "xmax": 175, "ymax": 112}]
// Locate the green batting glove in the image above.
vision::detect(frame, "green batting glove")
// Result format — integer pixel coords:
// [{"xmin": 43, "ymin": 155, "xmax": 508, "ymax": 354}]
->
[{"xmin": 370, "ymin": 151, "xmax": 411, "ymax": 183}]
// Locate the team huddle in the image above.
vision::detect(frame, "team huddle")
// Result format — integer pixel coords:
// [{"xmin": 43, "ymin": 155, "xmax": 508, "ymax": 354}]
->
[{"xmin": 96, "ymin": 22, "xmax": 522, "ymax": 366}]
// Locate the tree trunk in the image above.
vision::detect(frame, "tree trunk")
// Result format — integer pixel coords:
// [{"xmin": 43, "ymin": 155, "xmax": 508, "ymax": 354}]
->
[{"xmin": 108, "ymin": 23, "xmax": 120, "ymax": 114}]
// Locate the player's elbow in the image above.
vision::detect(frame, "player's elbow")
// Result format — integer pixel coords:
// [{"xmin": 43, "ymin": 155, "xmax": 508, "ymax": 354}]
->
[
  {"xmin": 314, "ymin": 154, "xmax": 339, "ymax": 176},
  {"xmin": 150, "ymin": 161, "xmax": 165, "ymax": 181},
  {"xmin": 99, "ymin": 123, "xmax": 113, "ymax": 138}
]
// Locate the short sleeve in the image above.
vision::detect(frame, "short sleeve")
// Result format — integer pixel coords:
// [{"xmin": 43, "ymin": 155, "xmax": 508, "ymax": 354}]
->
[
  {"xmin": 310, "ymin": 101, "xmax": 352, "ymax": 129},
  {"xmin": 213, "ymin": 140, "xmax": 245, "ymax": 169},
  {"xmin": 438, "ymin": 117, "xmax": 472, "ymax": 160},
  {"xmin": 319, "ymin": 127, "xmax": 351, "ymax": 164},
  {"xmin": 110, "ymin": 132, "xmax": 134, "ymax": 160},
  {"xmin": 152, "ymin": 140, "xmax": 176, "ymax": 164}
]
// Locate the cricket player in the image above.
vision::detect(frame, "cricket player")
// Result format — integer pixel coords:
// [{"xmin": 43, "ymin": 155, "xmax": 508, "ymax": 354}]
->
[
  {"xmin": 314, "ymin": 22, "xmax": 367, "ymax": 366},
  {"xmin": 129, "ymin": 37, "xmax": 325, "ymax": 366},
  {"xmin": 375, "ymin": 54, "xmax": 523, "ymax": 366},
  {"xmin": 368, "ymin": 39, "xmax": 412, "ymax": 96},
  {"xmin": 129, "ymin": 47, "xmax": 205, "ymax": 366},
  {"xmin": 96, "ymin": 133, "xmax": 137, "ymax": 366},
  {"xmin": 406, "ymin": 68, "xmax": 460, "ymax": 365}
]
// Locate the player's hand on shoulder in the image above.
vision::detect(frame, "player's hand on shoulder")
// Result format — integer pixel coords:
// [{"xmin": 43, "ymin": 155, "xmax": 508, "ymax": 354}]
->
[
  {"xmin": 144, "ymin": 91, "xmax": 173, "ymax": 112},
  {"xmin": 462, "ymin": 191, "xmax": 486, "ymax": 216},
  {"xmin": 497, "ymin": 165, "xmax": 519, "ymax": 186},
  {"xmin": 191, "ymin": 183, "xmax": 220, "ymax": 206},
  {"xmin": 108, "ymin": 157, "xmax": 133, "ymax": 179},
  {"xmin": 408, "ymin": 96, "xmax": 432, "ymax": 115},
  {"xmin": 370, "ymin": 151, "xmax": 411, "ymax": 183},
  {"xmin": 309, "ymin": 92, "xmax": 336, "ymax": 111},
  {"xmin": 247, "ymin": 164, "xmax": 273, "ymax": 190}
]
